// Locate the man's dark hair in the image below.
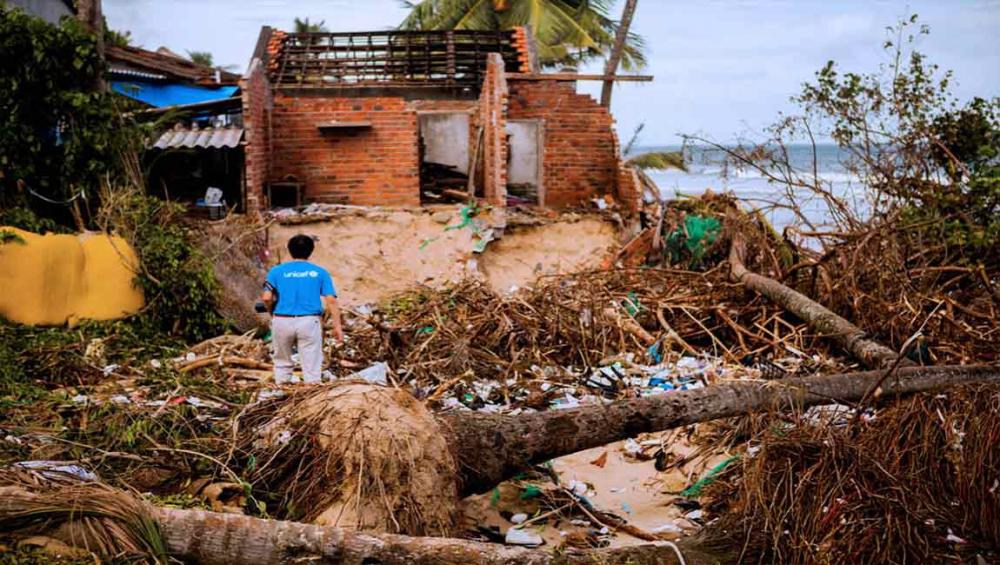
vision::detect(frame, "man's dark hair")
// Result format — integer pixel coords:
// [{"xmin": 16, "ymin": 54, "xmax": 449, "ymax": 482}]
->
[{"xmin": 288, "ymin": 234, "xmax": 315, "ymax": 259}]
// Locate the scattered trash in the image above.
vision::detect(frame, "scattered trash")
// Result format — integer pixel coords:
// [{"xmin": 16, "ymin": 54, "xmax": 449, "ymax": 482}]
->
[
  {"xmin": 672, "ymin": 498, "xmax": 701, "ymax": 511},
  {"xmin": 652, "ymin": 523, "xmax": 683, "ymax": 534},
  {"xmin": 681, "ymin": 456, "xmax": 739, "ymax": 498},
  {"xmin": 505, "ymin": 527, "xmax": 543, "ymax": 546},
  {"xmin": 623, "ymin": 438, "xmax": 643, "ymax": 456},
  {"xmin": 13, "ymin": 461, "xmax": 98, "ymax": 482},
  {"xmin": 349, "ymin": 362, "xmax": 389, "ymax": 386},
  {"xmin": 509, "ymin": 513, "xmax": 528, "ymax": 524},
  {"xmin": 257, "ymin": 389, "xmax": 286, "ymax": 401}
]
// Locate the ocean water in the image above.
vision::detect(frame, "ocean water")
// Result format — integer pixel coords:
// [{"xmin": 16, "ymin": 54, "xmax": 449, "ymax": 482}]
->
[{"xmin": 634, "ymin": 144, "xmax": 870, "ymax": 230}]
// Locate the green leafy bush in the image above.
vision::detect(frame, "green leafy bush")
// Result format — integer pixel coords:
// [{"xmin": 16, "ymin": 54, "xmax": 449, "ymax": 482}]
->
[
  {"xmin": 0, "ymin": 5, "xmax": 131, "ymax": 212},
  {"xmin": 99, "ymin": 191, "xmax": 228, "ymax": 341}
]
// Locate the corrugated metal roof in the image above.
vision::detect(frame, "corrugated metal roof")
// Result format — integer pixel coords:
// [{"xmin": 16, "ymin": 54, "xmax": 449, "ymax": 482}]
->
[
  {"xmin": 109, "ymin": 65, "xmax": 168, "ymax": 81},
  {"xmin": 152, "ymin": 126, "xmax": 243, "ymax": 150}
]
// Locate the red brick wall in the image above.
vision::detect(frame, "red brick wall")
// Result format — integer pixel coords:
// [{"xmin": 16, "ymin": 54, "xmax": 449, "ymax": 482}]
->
[
  {"xmin": 611, "ymin": 129, "xmax": 642, "ymax": 213},
  {"xmin": 507, "ymin": 79, "xmax": 618, "ymax": 208},
  {"xmin": 240, "ymin": 59, "xmax": 271, "ymax": 213},
  {"xmin": 269, "ymin": 95, "xmax": 421, "ymax": 207},
  {"xmin": 410, "ymin": 100, "xmax": 477, "ymax": 113},
  {"xmin": 479, "ymin": 53, "xmax": 509, "ymax": 205}
]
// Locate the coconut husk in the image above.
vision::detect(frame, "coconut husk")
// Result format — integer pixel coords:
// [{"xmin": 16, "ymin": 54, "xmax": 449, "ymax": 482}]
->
[{"xmin": 238, "ymin": 381, "xmax": 460, "ymax": 536}]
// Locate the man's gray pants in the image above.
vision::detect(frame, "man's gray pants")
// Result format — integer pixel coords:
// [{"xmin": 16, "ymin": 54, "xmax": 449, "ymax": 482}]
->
[{"xmin": 271, "ymin": 315, "xmax": 324, "ymax": 384}]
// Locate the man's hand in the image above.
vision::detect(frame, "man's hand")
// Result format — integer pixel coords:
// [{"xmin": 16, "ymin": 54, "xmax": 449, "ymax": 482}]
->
[{"xmin": 323, "ymin": 295, "xmax": 344, "ymax": 344}]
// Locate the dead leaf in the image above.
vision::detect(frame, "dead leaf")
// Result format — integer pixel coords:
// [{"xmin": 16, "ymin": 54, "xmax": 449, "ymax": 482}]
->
[{"xmin": 589, "ymin": 451, "xmax": 608, "ymax": 468}]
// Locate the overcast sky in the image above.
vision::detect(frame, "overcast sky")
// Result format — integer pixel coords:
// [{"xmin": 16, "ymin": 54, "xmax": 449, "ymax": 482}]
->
[{"xmin": 104, "ymin": 0, "xmax": 1000, "ymax": 145}]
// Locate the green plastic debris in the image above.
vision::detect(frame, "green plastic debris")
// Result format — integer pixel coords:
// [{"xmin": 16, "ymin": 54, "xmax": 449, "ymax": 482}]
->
[
  {"xmin": 419, "ymin": 236, "xmax": 439, "ymax": 250},
  {"xmin": 444, "ymin": 205, "xmax": 478, "ymax": 232},
  {"xmin": 681, "ymin": 455, "xmax": 738, "ymax": 498},
  {"xmin": 519, "ymin": 484, "xmax": 542, "ymax": 500},
  {"xmin": 622, "ymin": 291, "xmax": 643, "ymax": 316},
  {"xmin": 666, "ymin": 215, "xmax": 722, "ymax": 266},
  {"xmin": 416, "ymin": 325, "xmax": 435, "ymax": 335}
]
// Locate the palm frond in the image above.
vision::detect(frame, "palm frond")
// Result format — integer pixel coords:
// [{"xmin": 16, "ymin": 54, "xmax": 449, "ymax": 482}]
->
[
  {"xmin": 398, "ymin": 0, "xmax": 646, "ymax": 68},
  {"xmin": 0, "ymin": 469, "xmax": 167, "ymax": 561},
  {"xmin": 626, "ymin": 151, "xmax": 688, "ymax": 172},
  {"xmin": 400, "ymin": 0, "xmax": 490, "ymax": 30}
]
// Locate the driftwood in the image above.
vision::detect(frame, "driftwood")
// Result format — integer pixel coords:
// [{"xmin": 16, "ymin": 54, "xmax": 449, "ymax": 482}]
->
[
  {"xmin": 444, "ymin": 364, "xmax": 998, "ymax": 494},
  {"xmin": 728, "ymin": 230, "xmax": 906, "ymax": 368},
  {"xmin": 156, "ymin": 507, "xmax": 711, "ymax": 565}
]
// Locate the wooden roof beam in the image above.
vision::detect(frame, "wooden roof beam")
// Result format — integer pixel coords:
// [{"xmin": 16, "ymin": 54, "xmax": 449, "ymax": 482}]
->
[{"xmin": 505, "ymin": 73, "xmax": 653, "ymax": 82}]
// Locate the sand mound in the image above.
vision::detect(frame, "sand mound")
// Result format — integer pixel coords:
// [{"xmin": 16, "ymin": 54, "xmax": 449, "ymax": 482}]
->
[
  {"xmin": 268, "ymin": 207, "xmax": 620, "ymax": 306},
  {"xmin": 241, "ymin": 382, "xmax": 459, "ymax": 536},
  {"xmin": 478, "ymin": 218, "xmax": 618, "ymax": 294}
]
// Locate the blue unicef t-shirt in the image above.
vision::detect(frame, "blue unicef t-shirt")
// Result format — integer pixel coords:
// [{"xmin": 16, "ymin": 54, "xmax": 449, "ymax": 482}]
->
[{"xmin": 265, "ymin": 261, "xmax": 336, "ymax": 316}]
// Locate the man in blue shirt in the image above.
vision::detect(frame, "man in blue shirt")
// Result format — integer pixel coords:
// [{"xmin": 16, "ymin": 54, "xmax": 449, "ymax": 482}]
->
[{"xmin": 261, "ymin": 234, "xmax": 343, "ymax": 384}]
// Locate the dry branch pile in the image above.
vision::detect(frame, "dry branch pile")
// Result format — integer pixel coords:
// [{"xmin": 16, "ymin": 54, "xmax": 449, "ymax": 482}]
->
[
  {"xmin": 336, "ymin": 268, "xmax": 842, "ymax": 397},
  {"xmin": 635, "ymin": 194, "xmax": 999, "ymax": 365},
  {"xmin": 704, "ymin": 383, "xmax": 1000, "ymax": 564}
]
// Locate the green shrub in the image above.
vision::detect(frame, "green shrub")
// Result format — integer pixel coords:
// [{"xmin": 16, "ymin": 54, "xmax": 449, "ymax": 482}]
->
[{"xmin": 99, "ymin": 192, "xmax": 228, "ymax": 341}]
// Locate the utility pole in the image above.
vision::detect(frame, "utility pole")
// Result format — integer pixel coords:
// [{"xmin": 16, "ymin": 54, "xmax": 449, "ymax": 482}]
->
[{"xmin": 600, "ymin": 0, "xmax": 638, "ymax": 108}]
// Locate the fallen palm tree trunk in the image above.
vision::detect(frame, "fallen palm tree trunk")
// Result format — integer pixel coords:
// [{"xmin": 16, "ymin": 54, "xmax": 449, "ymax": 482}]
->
[
  {"xmin": 445, "ymin": 364, "xmax": 998, "ymax": 494},
  {"xmin": 0, "ymin": 481, "xmax": 708, "ymax": 565},
  {"xmin": 156, "ymin": 507, "xmax": 709, "ymax": 565},
  {"xmin": 727, "ymin": 229, "xmax": 906, "ymax": 368}
]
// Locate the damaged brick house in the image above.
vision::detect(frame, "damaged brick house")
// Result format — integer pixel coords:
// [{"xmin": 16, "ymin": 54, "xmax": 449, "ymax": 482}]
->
[{"xmin": 240, "ymin": 26, "xmax": 645, "ymax": 213}]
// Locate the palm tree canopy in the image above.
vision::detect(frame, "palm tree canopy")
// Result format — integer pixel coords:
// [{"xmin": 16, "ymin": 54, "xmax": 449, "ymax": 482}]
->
[
  {"xmin": 399, "ymin": 0, "xmax": 646, "ymax": 70},
  {"xmin": 294, "ymin": 17, "xmax": 329, "ymax": 33},
  {"xmin": 626, "ymin": 151, "xmax": 687, "ymax": 172},
  {"xmin": 186, "ymin": 51, "xmax": 214, "ymax": 67}
]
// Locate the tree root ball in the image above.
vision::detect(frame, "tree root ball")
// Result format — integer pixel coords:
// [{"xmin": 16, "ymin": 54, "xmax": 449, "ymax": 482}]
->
[{"xmin": 241, "ymin": 382, "xmax": 460, "ymax": 536}]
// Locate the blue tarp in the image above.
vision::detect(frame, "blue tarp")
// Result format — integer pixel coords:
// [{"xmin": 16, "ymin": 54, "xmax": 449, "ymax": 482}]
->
[{"xmin": 111, "ymin": 80, "xmax": 239, "ymax": 108}]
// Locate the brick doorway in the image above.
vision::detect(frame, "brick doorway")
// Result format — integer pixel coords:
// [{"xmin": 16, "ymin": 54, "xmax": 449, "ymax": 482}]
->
[
  {"xmin": 418, "ymin": 111, "xmax": 472, "ymax": 204},
  {"xmin": 505, "ymin": 119, "xmax": 543, "ymax": 205}
]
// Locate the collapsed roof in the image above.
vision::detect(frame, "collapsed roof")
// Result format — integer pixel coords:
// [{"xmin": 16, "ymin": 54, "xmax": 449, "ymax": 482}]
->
[{"xmin": 263, "ymin": 28, "xmax": 533, "ymax": 90}]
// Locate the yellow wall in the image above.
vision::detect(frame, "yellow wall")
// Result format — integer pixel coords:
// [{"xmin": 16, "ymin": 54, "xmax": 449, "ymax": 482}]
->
[{"xmin": 0, "ymin": 227, "xmax": 144, "ymax": 326}]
